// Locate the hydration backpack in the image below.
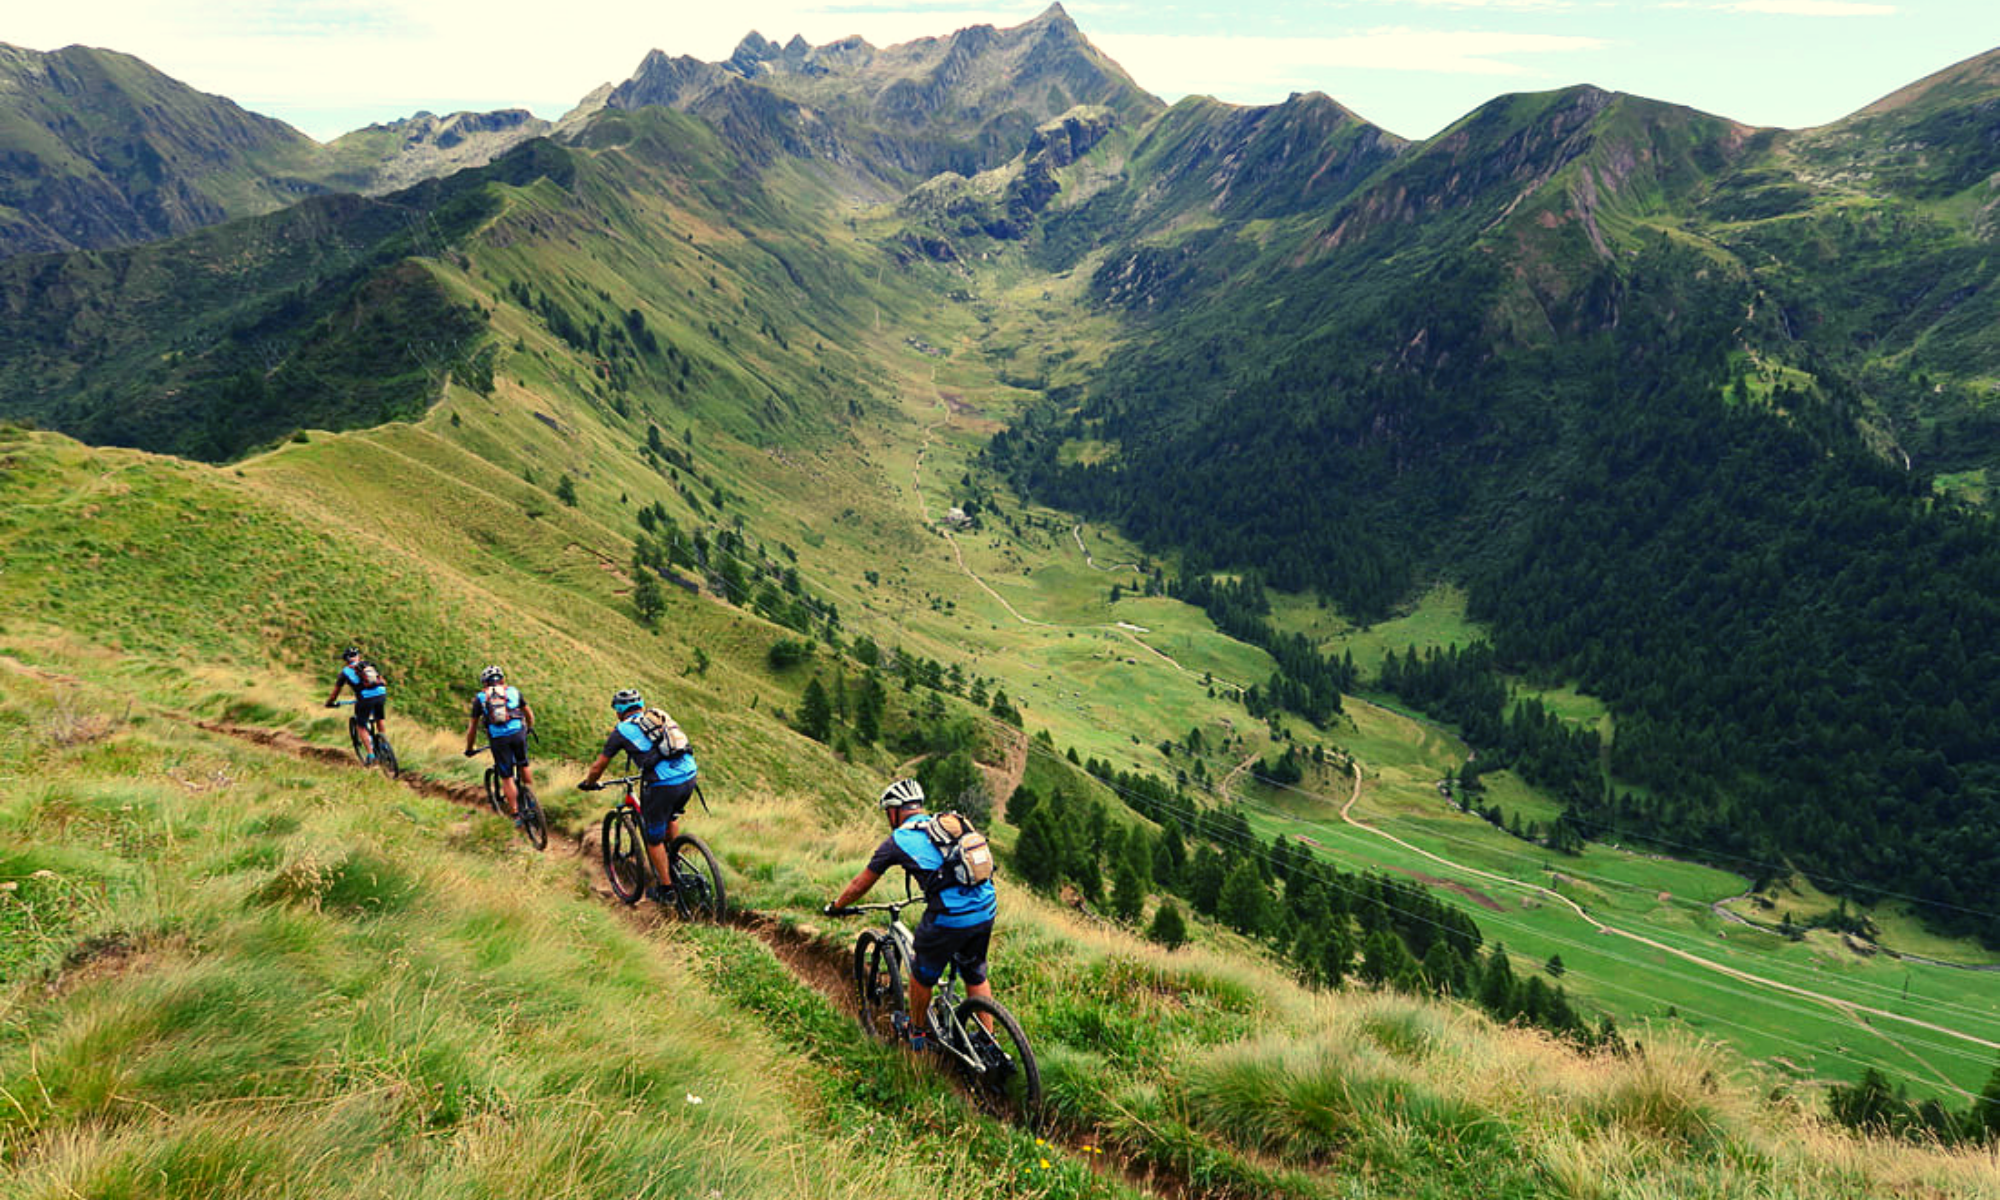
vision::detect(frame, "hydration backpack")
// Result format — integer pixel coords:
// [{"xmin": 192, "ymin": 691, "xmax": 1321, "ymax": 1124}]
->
[
  {"xmin": 632, "ymin": 708, "xmax": 692, "ymax": 767},
  {"xmin": 921, "ymin": 812, "xmax": 994, "ymax": 890},
  {"xmin": 481, "ymin": 684, "xmax": 516, "ymax": 726},
  {"xmin": 355, "ymin": 661, "xmax": 386, "ymax": 690}
]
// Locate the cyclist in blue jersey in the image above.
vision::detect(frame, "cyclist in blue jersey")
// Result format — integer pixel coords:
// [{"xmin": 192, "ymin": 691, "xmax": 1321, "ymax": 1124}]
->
[
  {"xmin": 577, "ymin": 689, "xmax": 699, "ymax": 905},
  {"xmin": 463, "ymin": 665, "xmax": 536, "ymax": 824},
  {"xmin": 828, "ymin": 778, "xmax": 999, "ymax": 1051},
  {"xmin": 325, "ymin": 647, "xmax": 389, "ymax": 761}
]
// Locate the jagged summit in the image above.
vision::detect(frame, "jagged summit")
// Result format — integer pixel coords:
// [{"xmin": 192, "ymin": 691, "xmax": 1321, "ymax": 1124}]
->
[{"xmin": 601, "ymin": 7, "xmax": 1158, "ymax": 180}]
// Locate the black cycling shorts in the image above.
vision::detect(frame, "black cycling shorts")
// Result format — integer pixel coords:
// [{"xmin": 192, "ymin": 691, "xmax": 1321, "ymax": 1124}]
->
[
  {"xmin": 353, "ymin": 696, "xmax": 387, "ymax": 725},
  {"xmin": 911, "ymin": 919, "xmax": 992, "ymax": 987},
  {"xmin": 639, "ymin": 779, "xmax": 696, "ymax": 844},
  {"xmin": 489, "ymin": 731, "xmax": 530, "ymax": 778}
]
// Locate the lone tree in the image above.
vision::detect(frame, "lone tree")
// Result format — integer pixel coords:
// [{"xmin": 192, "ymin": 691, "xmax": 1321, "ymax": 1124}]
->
[
  {"xmin": 632, "ymin": 568, "xmax": 664, "ymax": 629},
  {"xmin": 555, "ymin": 473, "xmax": 578, "ymax": 506},
  {"xmin": 1147, "ymin": 900, "xmax": 1188, "ymax": 951},
  {"xmin": 797, "ymin": 677, "xmax": 833, "ymax": 742}
]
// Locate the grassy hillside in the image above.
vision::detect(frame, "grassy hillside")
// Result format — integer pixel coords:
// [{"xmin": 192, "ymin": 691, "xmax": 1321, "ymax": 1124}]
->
[{"xmin": 4, "ymin": 426, "xmax": 1997, "ymax": 1197}]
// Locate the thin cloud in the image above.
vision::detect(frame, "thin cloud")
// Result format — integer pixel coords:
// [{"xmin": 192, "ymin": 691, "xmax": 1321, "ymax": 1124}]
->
[
  {"xmin": 1100, "ymin": 28, "xmax": 1608, "ymax": 90},
  {"xmin": 1720, "ymin": 0, "xmax": 1895, "ymax": 14}
]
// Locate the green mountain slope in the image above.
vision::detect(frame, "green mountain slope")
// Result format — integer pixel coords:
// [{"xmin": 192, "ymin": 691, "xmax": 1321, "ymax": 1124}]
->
[
  {"xmin": 987, "ymin": 63, "xmax": 2000, "ymax": 943},
  {"xmin": 0, "ymin": 43, "xmax": 329, "ymax": 257},
  {"xmin": 0, "ymin": 44, "xmax": 557, "ymax": 261}
]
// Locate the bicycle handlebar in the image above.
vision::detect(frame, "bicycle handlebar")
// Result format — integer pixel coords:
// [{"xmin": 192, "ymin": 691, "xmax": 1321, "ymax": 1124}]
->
[
  {"xmin": 826, "ymin": 899, "xmax": 916, "ymax": 917},
  {"xmin": 580, "ymin": 773, "xmax": 645, "ymax": 791}
]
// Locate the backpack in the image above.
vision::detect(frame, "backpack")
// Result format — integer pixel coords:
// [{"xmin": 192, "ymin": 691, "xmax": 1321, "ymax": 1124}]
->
[
  {"xmin": 481, "ymin": 684, "xmax": 516, "ymax": 726},
  {"xmin": 921, "ymin": 812, "xmax": 994, "ymax": 890},
  {"xmin": 355, "ymin": 661, "xmax": 386, "ymax": 690},
  {"xmin": 632, "ymin": 707, "xmax": 692, "ymax": 768}
]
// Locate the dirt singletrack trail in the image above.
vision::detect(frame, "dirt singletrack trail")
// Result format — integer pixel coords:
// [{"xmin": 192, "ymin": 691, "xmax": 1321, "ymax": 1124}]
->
[
  {"xmin": 1331, "ymin": 755, "xmax": 2000, "ymax": 1068},
  {"xmin": 182, "ymin": 712, "xmax": 1174, "ymax": 1187}
]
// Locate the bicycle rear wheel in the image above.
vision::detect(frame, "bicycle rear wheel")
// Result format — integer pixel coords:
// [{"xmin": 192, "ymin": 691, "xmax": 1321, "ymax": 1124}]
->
[
  {"xmin": 954, "ymin": 995, "xmax": 1041, "ymax": 1130},
  {"xmin": 373, "ymin": 728, "xmax": 400, "ymax": 779},
  {"xmin": 519, "ymin": 786, "xmax": 548, "ymax": 851},
  {"xmin": 853, "ymin": 932, "xmax": 905, "ymax": 1043},
  {"xmin": 602, "ymin": 809, "xmax": 647, "ymax": 905},
  {"xmin": 667, "ymin": 834, "xmax": 726, "ymax": 922}
]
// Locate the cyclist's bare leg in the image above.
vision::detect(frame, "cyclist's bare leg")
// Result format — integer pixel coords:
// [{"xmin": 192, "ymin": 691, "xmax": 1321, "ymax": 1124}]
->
[
  {"xmin": 909, "ymin": 978, "xmax": 934, "ymax": 1037},
  {"xmin": 646, "ymin": 840, "xmax": 672, "ymax": 888},
  {"xmin": 500, "ymin": 773, "xmax": 520, "ymax": 817},
  {"xmin": 355, "ymin": 720, "xmax": 376, "ymax": 757},
  {"xmin": 967, "ymin": 979, "xmax": 996, "ymax": 1032}
]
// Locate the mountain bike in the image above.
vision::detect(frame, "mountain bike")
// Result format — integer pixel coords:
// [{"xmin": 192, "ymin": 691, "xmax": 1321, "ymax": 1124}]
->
[
  {"xmin": 584, "ymin": 774, "xmax": 725, "ymax": 920},
  {"xmin": 829, "ymin": 893, "xmax": 1040, "ymax": 1129},
  {"xmin": 470, "ymin": 744, "xmax": 546, "ymax": 850},
  {"xmin": 333, "ymin": 699, "xmax": 399, "ymax": 778}
]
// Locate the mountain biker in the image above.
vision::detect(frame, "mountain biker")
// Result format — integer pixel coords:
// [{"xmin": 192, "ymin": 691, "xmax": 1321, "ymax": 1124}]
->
[
  {"xmin": 576, "ymin": 689, "xmax": 698, "ymax": 905},
  {"xmin": 325, "ymin": 646, "xmax": 389, "ymax": 760},
  {"xmin": 463, "ymin": 665, "xmax": 535, "ymax": 823},
  {"xmin": 826, "ymin": 778, "xmax": 998, "ymax": 1052}
]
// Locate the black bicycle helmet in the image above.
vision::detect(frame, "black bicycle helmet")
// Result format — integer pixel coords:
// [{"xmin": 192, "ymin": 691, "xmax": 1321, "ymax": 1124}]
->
[
  {"xmin": 480, "ymin": 665, "xmax": 505, "ymax": 686},
  {"xmin": 611, "ymin": 688, "xmax": 644, "ymax": 714},
  {"xmin": 879, "ymin": 778, "xmax": 925, "ymax": 811}
]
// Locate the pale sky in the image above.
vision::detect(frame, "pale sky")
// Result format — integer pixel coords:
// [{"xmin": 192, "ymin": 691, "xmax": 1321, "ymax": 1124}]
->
[{"xmin": 8, "ymin": 0, "xmax": 1998, "ymax": 142}]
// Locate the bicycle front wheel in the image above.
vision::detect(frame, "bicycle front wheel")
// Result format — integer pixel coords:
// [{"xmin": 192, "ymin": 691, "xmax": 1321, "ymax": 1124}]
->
[
  {"xmin": 348, "ymin": 719, "xmax": 367, "ymax": 764},
  {"xmin": 602, "ymin": 809, "xmax": 646, "ymax": 905},
  {"xmin": 519, "ymin": 786, "xmax": 548, "ymax": 851},
  {"xmin": 667, "ymin": 834, "xmax": 726, "ymax": 922},
  {"xmin": 484, "ymin": 768, "xmax": 504, "ymax": 814},
  {"xmin": 954, "ymin": 995, "xmax": 1041, "ymax": 1130},
  {"xmin": 854, "ymin": 932, "xmax": 905, "ymax": 1044}
]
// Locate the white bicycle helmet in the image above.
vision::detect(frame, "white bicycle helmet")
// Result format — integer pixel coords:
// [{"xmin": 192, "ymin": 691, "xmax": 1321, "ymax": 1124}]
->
[
  {"xmin": 611, "ymin": 688, "xmax": 644, "ymax": 714},
  {"xmin": 480, "ymin": 665, "xmax": 505, "ymax": 686},
  {"xmin": 879, "ymin": 778, "xmax": 925, "ymax": 811}
]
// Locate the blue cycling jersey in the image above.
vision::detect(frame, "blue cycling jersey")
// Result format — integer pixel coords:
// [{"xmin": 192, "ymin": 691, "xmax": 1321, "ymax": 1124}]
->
[
  {"xmin": 342, "ymin": 665, "xmax": 388, "ymax": 701},
  {"xmin": 866, "ymin": 814, "xmax": 998, "ymax": 928},
  {"xmin": 471, "ymin": 686, "xmax": 526, "ymax": 739},
  {"xmin": 602, "ymin": 719, "xmax": 698, "ymax": 786}
]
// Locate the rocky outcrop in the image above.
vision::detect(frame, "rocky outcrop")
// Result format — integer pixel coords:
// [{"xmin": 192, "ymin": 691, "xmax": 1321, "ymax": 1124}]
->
[
  {"xmin": 329, "ymin": 109, "xmax": 553, "ymax": 194},
  {"xmin": 598, "ymin": 4, "xmax": 1159, "ymax": 184}
]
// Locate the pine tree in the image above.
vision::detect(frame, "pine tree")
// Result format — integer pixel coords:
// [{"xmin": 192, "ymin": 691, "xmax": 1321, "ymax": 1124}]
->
[
  {"xmin": 1112, "ymin": 857, "xmax": 1146, "ymax": 922},
  {"xmin": 1154, "ymin": 820, "xmax": 1187, "ymax": 889},
  {"xmin": 1972, "ymin": 1056, "xmax": 2000, "ymax": 1143},
  {"xmin": 1012, "ymin": 812, "xmax": 1063, "ymax": 890},
  {"xmin": 1147, "ymin": 900, "xmax": 1188, "ymax": 951},
  {"xmin": 797, "ymin": 677, "xmax": 833, "ymax": 742},
  {"xmin": 1217, "ymin": 861, "xmax": 1270, "ymax": 937},
  {"xmin": 1189, "ymin": 847, "xmax": 1226, "ymax": 916},
  {"xmin": 632, "ymin": 568, "xmax": 665, "ymax": 628},
  {"xmin": 854, "ymin": 672, "xmax": 884, "ymax": 746},
  {"xmin": 1479, "ymin": 945, "xmax": 1518, "ymax": 1017}
]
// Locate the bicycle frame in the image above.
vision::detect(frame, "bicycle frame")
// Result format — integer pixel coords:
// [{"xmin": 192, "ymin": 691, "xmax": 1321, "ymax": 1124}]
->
[{"xmin": 840, "ymin": 893, "xmax": 993, "ymax": 1079}]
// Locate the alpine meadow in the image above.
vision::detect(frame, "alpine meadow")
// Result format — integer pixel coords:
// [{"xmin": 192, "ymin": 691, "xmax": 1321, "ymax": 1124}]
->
[{"xmin": 4, "ymin": 7, "xmax": 2000, "ymax": 1198}]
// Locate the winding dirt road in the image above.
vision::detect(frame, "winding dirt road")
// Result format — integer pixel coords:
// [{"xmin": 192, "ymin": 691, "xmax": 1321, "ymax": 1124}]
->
[{"xmin": 1331, "ymin": 757, "xmax": 2000, "ymax": 1068}]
